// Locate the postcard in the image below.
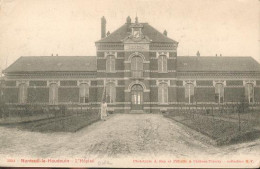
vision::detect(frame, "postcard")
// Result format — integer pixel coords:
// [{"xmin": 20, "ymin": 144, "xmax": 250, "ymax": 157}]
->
[{"xmin": 0, "ymin": 0, "xmax": 259, "ymax": 168}]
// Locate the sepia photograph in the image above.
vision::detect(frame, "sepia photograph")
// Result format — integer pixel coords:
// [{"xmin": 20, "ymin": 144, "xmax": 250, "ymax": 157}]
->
[{"xmin": 0, "ymin": 0, "xmax": 259, "ymax": 168}]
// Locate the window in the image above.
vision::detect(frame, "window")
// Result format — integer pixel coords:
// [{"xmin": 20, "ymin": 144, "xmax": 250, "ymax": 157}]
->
[
  {"xmin": 49, "ymin": 83, "xmax": 58, "ymax": 104},
  {"xmin": 158, "ymin": 55, "xmax": 167, "ymax": 73},
  {"xmin": 131, "ymin": 56, "xmax": 143, "ymax": 77},
  {"xmin": 18, "ymin": 83, "xmax": 27, "ymax": 104},
  {"xmin": 245, "ymin": 83, "xmax": 254, "ymax": 103},
  {"xmin": 215, "ymin": 83, "xmax": 224, "ymax": 103},
  {"xmin": 185, "ymin": 83, "xmax": 194, "ymax": 104},
  {"xmin": 106, "ymin": 55, "xmax": 115, "ymax": 72},
  {"xmin": 79, "ymin": 83, "xmax": 89, "ymax": 103},
  {"xmin": 158, "ymin": 83, "xmax": 168, "ymax": 104},
  {"xmin": 106, "ymin": 82, "xmax": 116, "ymax": 103}
]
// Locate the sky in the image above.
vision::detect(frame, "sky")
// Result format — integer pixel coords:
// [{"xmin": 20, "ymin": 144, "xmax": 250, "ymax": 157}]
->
[{"xmin": 0, "ymin": 0, "xmax": 259, "ymax": 71}]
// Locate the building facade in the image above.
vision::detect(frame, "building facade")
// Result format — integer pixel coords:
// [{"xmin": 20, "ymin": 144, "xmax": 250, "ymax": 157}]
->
[{"xmin": 2, "ymin": 16, "xmax": 260, "ymax": 113}]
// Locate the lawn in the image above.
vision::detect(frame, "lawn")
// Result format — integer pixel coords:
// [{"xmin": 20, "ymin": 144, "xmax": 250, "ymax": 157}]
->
[{"xmin": 164, "ymin": 111, "xmax": 260, "ymax": 145}]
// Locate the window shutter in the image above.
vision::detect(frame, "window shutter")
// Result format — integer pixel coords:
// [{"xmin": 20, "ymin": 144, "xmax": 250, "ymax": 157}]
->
[
  {"xmin": 163, "ymin": 56, "xmax": 167, "ymax": 72},
  {"xmin": 158, "ymin": 56, "xmax": 162, "ymax": 72},
  {"xmin": 164, "ymin": 84, "xmax": 168, "ymax": 103},
  {"xmin": 19, "ymin": 84, "xmax": 27, "ymax": 104},
  {"xmin": 158, "ymin": 84, "xmax": 162, "ymax": 103},
  {"xmin": 185, "ymin": 84, "xmax": 189, "ymax": 98}
]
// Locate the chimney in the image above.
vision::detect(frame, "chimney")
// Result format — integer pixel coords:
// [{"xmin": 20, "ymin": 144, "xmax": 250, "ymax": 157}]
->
[
  {"xmin": 126, "ymin": 16, "xmax": 131, "ymax": 24},
  {"xmin": 196, "ymin": 51, "xmax": 200, "ymax": 57},
  {"xmin": 163, "ymin": 30, "xmax": 167, "ymax": 36},
  {"xmin": 101, "ymin": 16, "xmax": 106, "ymax": 38},
  {"xmin": 216, "ymin": 54, "xmax": 218, "ymax": 57},
  {"xmin": 107, "ymin": 31, "xmax": 110, "ymax": 36},
  {"xmin": 126, "ymin": 16, "xmax": 131, "ymax": 32},
  {"xmin": 220, "ymin": 54, "xmax": 222, "ymax": 57}
]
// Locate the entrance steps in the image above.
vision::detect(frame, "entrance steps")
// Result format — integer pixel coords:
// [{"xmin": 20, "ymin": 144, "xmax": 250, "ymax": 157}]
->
[{"xmin": 129, "ymin": 110, "xmax": 144, "ymax": 114}]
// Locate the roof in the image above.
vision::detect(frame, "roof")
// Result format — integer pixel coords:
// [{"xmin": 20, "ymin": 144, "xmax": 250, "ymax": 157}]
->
[
  {"xmin": 3, "ymin": 56, "xmax": 97, "ymax": 73},
  {"xmin": 4, "ymin": 56, "xmax": 260, "ymax": 74},
  {"xmin": 177, "ymin": 56, "xmax": 260, "ymax": 72},
  {"xmin": 96, "ymin": 23, "xmax": 177, "ymax": 43}
]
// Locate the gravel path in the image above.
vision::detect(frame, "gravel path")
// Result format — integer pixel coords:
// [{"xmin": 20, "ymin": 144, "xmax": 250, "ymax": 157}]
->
[{"xmin": 0, "ymin": 114, "xmax": 259, "ymax": 159}]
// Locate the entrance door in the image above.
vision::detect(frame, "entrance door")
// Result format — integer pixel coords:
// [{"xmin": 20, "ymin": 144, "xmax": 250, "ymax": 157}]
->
[{"xmin": 131, "ymin": 84, "xmax": 143, "ymax": 110}]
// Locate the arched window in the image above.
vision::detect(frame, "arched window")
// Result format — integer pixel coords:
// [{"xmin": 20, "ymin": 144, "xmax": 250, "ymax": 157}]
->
[
  {"xmin": 18, "ymin": 83, "xmax": 27, "ymax": 104},
  {"xmin": 215, "ymin": 83, "xmax": 224, "ymax": 103},
  {"xmin": 158, "ymin": 55, "xmax": 167, "ymax": 73},
  {"xmin": 106, "ymin": 82, "xmax": 116, "ymax": 103},
  {"xmin": 106, "ymin": 55, "xmax": 115, "ymax": 72},
  {"xmin": 49, "ymin": 83, "xmax": 58, "ymax": 104},
  {"xmin": 131, "ymin": 56, "xmax": 143, "ymax": 77},
  {"xmin": 245, "ymin": 83, "xmax": 254, "ymax": 103},
  {"xmin": 185, "ymin": 83, "xmax": 194, "ymax": 104},
  {"xmin": 158, "ymin": 83, "xmax": 168, "ymax": 104},
  {"xmin": 79, "ymin": 83, "xmax": 89, "ymax": 103}
]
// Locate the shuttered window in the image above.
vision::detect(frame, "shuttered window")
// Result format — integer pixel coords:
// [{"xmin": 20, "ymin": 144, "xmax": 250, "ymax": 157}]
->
[
  {"xmin": 106, "ymin": 55, "xmax": 115, "ymax": 72},
  {"xmin": 18, "ymin": 83, "xmax": 27, "ymax": 104},
  {"xmin": 106, "ymin": 82, "xmax": 116, "ymax": 103},
  {"xmin": 158, "ymin": 83, "xmax": 168, "ymax": 104},
  {"xmin": 158, "ymin": 55, "xmax": 167, "ymax": 73},
  {"xmin": 49, "ymin": 83, "xmax": 58, "ymax": 104},
  {"xmin": 245, "ymin": 83, "xmax": 254, "ymax": 103},
  {"xmin": 215, "ymin": 83, "xmax": 224, "ymax": 103},
  {"xmin": 185, "ymin": 83, "xmax": 194, "ymax": 104},
  {"xmin": 79, "ymin": 83, "xmax": 89, "ymax": 103}
]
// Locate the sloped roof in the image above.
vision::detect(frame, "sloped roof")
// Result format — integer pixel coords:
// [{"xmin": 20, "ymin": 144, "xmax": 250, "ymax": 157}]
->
[
  {"xmin": 177, "ymin": 56, "xmax": 260, "ymax": 72},
  {"xmin": 96, "ymin": 23, "xmax": 177, "ymax": 43},
  {"xmin": 4, "ymin": 56, "xmax": 260, "ymax": 74},
  {"xmin": 3, "ymin": 56, "xmax": 97, "ymax": 73}
]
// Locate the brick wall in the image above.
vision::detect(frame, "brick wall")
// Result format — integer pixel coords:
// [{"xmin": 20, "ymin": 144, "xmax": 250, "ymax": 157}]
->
[
  {"xmin": 5, "ymin": 81, "xmax": 16, "ymax": 86},
  {"xmin": 29, "ymin": 81, "xmax": 47, "ymax": 86},
  {"xmin": 60, "ymin": 80, "xmax": 77, "ymax": 86},
  {"xmin": 196, "ymin": 80, "xmax": 213, "ymax": 86},
  {"xmin": 89, "ymin": 87, "xmax": 97, "ymax": 102},
  {"xmin": 116, "ymin": 59, "xmax": 124, "ymax": 70},
  {"xmin": 58, "ymin": 88, "xmax": 79, "ymax": 103},
  {"xmin": 150, "ymin": 87, "xmax": 158, "ymax": 102},
  {"xmin": 255, "ymin": 87, "xmax": 260, "ymax": 102},
  {"xmin": 226, "ymin": 80, "xmax": 243, "ymax": 86},
  {"xmin": 4, "ymin": 88, "xmax": 18, "ymax": 103},
  {"xmin": 177, "ymin": 87, "xmax": 185, "ymax": 102},
  {"xmin": 143, "ymin": 92, "xmax": 150, "ymax": 103},
  {"xmin": 28, "ymin": 88, "xmax": 49, "ymax": 103},
  {"xmin": 168, "ymin": 87, "xmax": 177, "ymax": 102},
  {"xmin": 195, "ymin": 87, "xmax": 215, "ymax": 102},
  {"xmin": 116, "ymin": 87, "xmax": 125, "ymax": 102},
  {"xmin": 224, "ymin": 87, "xmax": 244, "ymax": 102}
]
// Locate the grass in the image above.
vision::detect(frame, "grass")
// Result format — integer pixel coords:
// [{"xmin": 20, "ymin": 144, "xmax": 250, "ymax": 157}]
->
[
  {"xmin": 2, "ymin": 111, "xmax": 100, "ymax": 132},
  {"xmin": 164, "ymin": 111, "xmax": 260, "ymax": 146}
]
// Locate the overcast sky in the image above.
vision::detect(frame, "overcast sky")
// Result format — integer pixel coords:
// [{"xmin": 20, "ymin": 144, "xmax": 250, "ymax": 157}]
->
[{"xmin": 0, "ymin": 0, "xmax": 259, "ymax": 71}]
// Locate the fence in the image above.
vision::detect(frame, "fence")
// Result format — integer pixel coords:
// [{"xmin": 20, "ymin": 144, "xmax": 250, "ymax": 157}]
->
[{"xmin": 0, "ymin": 103, "xmax": 101, "ymax": 132}]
